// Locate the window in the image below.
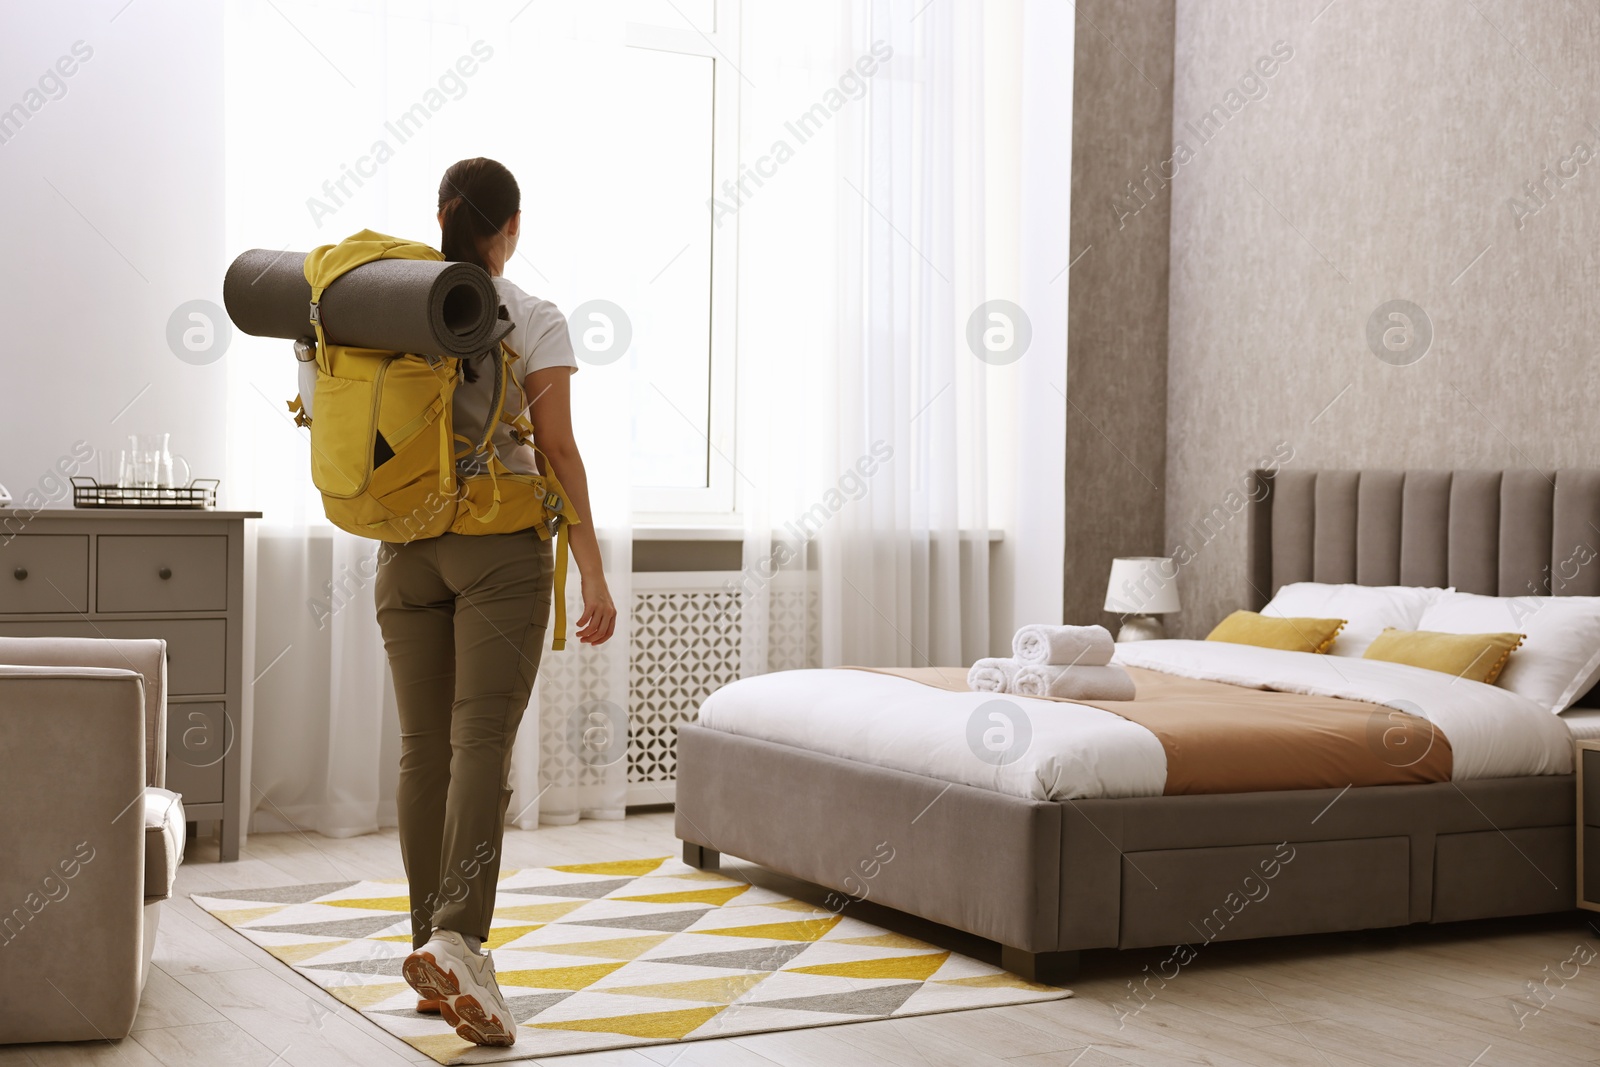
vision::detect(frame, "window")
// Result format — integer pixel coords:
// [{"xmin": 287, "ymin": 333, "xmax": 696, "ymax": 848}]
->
[
  {"xmin": 619, "ymin": 1, "xmax": 741, "ymax": 518},
  {"xmin": 224, "ymin": 0, "xmax": 740, "ymax": 521}
]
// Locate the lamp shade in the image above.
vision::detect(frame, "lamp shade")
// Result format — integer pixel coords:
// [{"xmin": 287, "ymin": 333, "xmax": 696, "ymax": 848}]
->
[{"xmin": 1104, "ymin": 556, "xmax": 1180, "ymax": 615}]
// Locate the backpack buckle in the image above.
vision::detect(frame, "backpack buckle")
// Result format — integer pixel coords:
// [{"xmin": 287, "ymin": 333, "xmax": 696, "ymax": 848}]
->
[
  {"xmin": 308, "ymin": 301, "xmax": 321, "ymax": 323},
  {"xmin": 543, "ymin": 491, "xmax": 563, "ymax": 512}
]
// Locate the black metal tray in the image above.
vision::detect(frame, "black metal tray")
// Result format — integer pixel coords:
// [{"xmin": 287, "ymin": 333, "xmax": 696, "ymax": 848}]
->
[{"xmin": 71, "ymin": 476, "xmax": 219, "ymax": 510}]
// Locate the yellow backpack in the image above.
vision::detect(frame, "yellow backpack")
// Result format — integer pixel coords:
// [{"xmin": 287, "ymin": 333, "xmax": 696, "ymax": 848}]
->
[{"xmin": 287, "ymin": 230, "xmax": 579, "ymax": 649}]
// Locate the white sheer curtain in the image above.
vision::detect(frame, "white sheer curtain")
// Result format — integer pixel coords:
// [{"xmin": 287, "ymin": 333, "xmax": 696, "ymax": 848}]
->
[
  {"xmin": 225, "ymin": 0, "xmax": 631, "ymax": 837},
  {"xmin": 737, "ymin": 0, "xmax": 1002, "ymax": 671},
  {"xmin": 513, "ymin": 418, "xmax": 633, "ymax": 828},
  {"xmin": 245, "ymin": 527, "xmax": 400, "ymax": 839}
]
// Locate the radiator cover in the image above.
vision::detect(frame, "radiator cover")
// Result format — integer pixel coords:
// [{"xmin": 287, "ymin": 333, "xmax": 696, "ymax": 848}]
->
[{"xmin": 626, "ymin": 571, "xmax": 815, "ymax": 802}]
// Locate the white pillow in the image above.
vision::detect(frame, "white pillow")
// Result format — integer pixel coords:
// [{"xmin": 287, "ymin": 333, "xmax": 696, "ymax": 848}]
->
[
  {"xmin": 1262, "ymin": 583, "xmax": 1448, "ymax": 657},
  {"xmin": 1417, "ymin": 591, "xmax": 1600, "ymax": 713}
]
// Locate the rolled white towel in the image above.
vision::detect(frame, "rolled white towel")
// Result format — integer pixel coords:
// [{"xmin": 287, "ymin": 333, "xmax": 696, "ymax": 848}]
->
[
  {"xmin": 1012, "ymin": 624, "xmax": 1115, "ymax": 667},
  {"xmin": 1013, "ymin": 664, "xmax": 1136, "ymax": 701},
  {"xmin": 967, "ymin": 657, "xmax": 1018, "ymax": 693}
]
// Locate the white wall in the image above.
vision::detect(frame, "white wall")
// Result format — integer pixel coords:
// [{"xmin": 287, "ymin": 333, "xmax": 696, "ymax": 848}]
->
[{"xmin": 0, "ymin": 2, "xmax": 226, "ymax": 506}]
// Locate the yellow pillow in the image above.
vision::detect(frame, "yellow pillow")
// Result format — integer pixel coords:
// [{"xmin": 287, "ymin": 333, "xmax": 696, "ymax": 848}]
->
[
  {"xmin": 1361, "ymin": 628, "xmax": 1524, "ymax": 685},
  {"xmin": 1205, "ymin": 610, "xmax": 1346, "ymax": 654}
]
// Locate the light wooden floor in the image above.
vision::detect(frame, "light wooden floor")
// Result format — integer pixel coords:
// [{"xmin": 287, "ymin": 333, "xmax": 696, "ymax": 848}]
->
[{"xmin": 7, "ymin": 812, "xmax": 1599, "ymax": 1067}]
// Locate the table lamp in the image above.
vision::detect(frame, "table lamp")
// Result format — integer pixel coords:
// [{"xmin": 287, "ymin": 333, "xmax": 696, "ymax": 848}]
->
[{"xmin": 1104, "ymin": 556, "xmax": 1179, "ymax": 641}]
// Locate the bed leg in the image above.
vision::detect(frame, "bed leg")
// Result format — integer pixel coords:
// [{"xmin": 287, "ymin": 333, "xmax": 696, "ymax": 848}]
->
[
  {"xmin": 682, "ymin": 841, "xmax": 720, "ymax": 870},
  {"xmin": 1001, "ymin": 946, "xmax": 1079, "ymax": 984}
]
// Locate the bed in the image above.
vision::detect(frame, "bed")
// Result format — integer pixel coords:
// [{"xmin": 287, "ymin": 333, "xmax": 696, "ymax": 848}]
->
[{"xmin": 674, "ymin": 468, "xmax": 1593, "ymax": 980}]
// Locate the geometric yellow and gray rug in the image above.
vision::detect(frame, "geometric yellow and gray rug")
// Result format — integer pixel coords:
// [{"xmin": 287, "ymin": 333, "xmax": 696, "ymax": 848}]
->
[{"xmin": 191, "ymin": 857, "xmax": 1070, "ymax": 1063}]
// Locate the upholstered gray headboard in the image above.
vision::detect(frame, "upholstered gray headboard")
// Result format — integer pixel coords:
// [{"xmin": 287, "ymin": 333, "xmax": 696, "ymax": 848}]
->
[{"xmin": 1245, "ymin": 469, "xmax": 1600, "ymax": 609}]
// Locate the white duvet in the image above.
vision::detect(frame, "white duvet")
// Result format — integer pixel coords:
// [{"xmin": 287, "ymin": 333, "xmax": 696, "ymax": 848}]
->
[{"xmin": 695, "ymin": 640, "xmax": 1575, "ymax": 801}]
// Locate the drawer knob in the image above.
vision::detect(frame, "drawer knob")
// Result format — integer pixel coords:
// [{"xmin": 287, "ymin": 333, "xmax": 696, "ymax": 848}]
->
[
  {"xmin": 158, "ymin": 566, "xmax": 173, "ymax": 580},
  {"xmin": 12, "ymin": 567, "xmax": 26, "ymax": 581}
]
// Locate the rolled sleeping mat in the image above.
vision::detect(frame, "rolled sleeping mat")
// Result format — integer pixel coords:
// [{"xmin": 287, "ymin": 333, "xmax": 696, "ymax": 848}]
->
[{"xmin": 223, "ymin": 248, "xmax": 505, "ymax": 360}]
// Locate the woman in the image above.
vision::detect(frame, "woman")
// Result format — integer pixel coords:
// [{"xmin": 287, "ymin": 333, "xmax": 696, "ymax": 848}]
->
[{"xmin": 375, "ymin": 157, "xmax": 616, "ymax": 1047}]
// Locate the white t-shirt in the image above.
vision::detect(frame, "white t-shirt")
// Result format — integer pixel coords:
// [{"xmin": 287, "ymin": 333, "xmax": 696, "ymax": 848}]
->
[{"xmin": 455, "ymin": 277, "xmax": 577, "ymax": 476}]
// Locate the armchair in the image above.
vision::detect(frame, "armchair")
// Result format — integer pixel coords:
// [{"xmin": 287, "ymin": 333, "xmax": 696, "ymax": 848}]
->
[{"xmin": 0, "ymin": 636, "xmax": 185, "ymax": 1043}]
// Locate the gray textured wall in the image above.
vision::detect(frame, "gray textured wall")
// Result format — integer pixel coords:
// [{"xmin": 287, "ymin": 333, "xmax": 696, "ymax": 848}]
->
[
  {"xmin": 1164, "ymin": 0, "xmax": 1600, "ymax": 636},
  {"xmin": 1065, "ymin": 0, "xmax": 1177, "ymax": 629}
]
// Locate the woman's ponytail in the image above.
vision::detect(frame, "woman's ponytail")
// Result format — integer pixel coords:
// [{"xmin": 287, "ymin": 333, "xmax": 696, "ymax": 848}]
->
[
  {"xmin": 437, "ymin": 193, "xmax": 477, "ymax": 268},
  {"xmin": 437, "ymin": 157, "xmax": 520, "ymax": 271},
  {"xmin": 438, "ymin": 158, "xmax": 521, "ymax": 382}
]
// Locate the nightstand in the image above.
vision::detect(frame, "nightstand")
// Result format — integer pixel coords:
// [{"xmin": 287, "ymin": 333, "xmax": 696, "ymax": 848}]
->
[{"xmin": 1581, "ymin": 740, "xmax": 1600, "ymax": 912}]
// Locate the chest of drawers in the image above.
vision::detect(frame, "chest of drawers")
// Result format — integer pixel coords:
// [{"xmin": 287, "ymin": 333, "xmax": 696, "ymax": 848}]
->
[{"xmin": 0, "ymin": 508, "xmax": 258, "ymax": 860}]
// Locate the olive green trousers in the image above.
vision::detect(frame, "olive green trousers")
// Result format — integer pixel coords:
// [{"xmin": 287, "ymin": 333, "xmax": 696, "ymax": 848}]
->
[{"xmin": 374, "ymin": 529, "xmax": 553, "ymax": 949}]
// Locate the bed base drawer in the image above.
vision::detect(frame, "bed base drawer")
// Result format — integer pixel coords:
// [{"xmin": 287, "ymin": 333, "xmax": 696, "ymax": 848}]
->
[
  {"xmin": 1117, "ymin": 837, "xmax": 1410, "ymax": 950},
  {"xmin": 1432, "ymin": 826, "xmax": 1575, "ymax": 922}
]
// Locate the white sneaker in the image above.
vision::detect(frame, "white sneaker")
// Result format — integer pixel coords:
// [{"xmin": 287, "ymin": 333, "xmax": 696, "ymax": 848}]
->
[{"xmin": 403, "ymin": 930, "xmax": 516, "ymax": 1047}]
